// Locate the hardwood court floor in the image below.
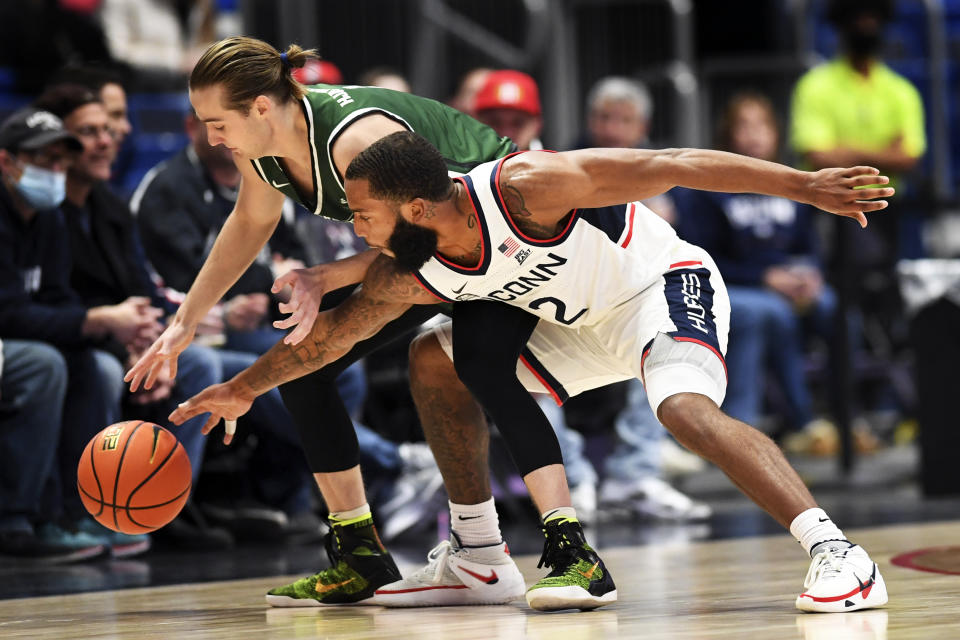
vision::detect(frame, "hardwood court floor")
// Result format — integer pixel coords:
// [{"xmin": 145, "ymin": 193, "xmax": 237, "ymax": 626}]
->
[{"xmin": 1, "ymin": 520, "xmax": 956, "ymax": 640}]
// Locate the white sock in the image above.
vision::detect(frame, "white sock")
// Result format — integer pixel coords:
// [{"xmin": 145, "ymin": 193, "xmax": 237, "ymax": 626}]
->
[
  {"xmin": 329, "ymin": 503, "xmax": 371, "ymax": 524},
  {"xmin": 541, "ymin": 506, "xmax": 577, "ymax": 524},
  {"xmin": 789, "ymin": 508, "xmax": 849, "ymax": 556},
  {"xmin": 450, "ymin": 497, "xmax": 502, "ymax": 547}
]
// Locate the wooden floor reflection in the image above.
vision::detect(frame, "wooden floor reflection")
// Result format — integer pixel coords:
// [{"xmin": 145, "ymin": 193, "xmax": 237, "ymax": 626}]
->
[{"xmin": 2, "ymin": 520, "xmax": 958, "ymax": 639}]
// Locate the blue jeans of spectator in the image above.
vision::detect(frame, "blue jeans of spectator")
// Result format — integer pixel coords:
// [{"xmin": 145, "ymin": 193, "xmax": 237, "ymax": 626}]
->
[
  {"xmin": 722, "ymin": 285, "xmax": 836, "ymax": 429},
  {"xmin": 604, "ymin": 379, "xmax": 663, "ymax": 480},
  {"xmin": 225, "ymin": 326, "xmax": 287, "ymax": 357},
  {"xmin": 0, "ymin": 340, "xmax": 67, "ymax": 532},
  {"xmin": 51, "ymin": 347, "xmax": 125, "ymax": 520}
]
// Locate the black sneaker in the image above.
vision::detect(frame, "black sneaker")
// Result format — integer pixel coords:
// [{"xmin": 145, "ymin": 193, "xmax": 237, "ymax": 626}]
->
[
  {"xmin": 265, "ymin": 515, "xmax": 401, "ymax": 606},
  {"xmin": 525, "ymin": 518, "xmax": 617, "ymax": 611},
  {"xmin": 200, "ymin": 499, "xmax": 287, "ymax": 541},
  {"xmin": 152, "ymin": 501, "xmax": 234, "ymax": 551}
]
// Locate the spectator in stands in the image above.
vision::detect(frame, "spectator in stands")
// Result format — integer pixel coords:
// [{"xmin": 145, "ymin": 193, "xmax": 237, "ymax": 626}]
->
[
  {"xmin": 0, "ymin": 333, "xmax": 109, "ymax": 562},
  {"xmin": 292, "ymin": 60, "xmax": 343, "ymax": 86},
  {"xmin": 791, "ymin": 0, "xmax": 924, "ymax": 261},
  {"xmin": 0, "ymin": 107, "xmax": 151, "ymax": 558},
  {"xmin": 790, "ymin": 0, "xmax": 925, "ymax": 448},
  {"xmin": 51, "ymin": 66, "xmax": 134, "ymax": 149},
  {"xmin": 0, "ymin": 0, "xmax": 111, "ymax": 93},
  {"xmin": 473, "ymin": 70, "xmax": 544, "ymax": 151},
  {"xmin": 359, "ymin": 67, "xmax": 411, "ymax": 93},
  {"xmin": 37, "ymin": 83, "xmax": 318, "ymax": 546},
  {"xmin": 574, "ymin": 76, "xmax": 652, "ymax": 148},
  {"xmin": 99, "ymin": 0, "xmax": 218, "ymax": 89},
  {"xmin": 133, "ymin": 108, "xmax": 307, "ymax": 356},
  {"xmin": 448, "ymin": 68, "xmax": 492, "ymax": 118},
  {"xmin": 49, "ymin": 65, "xmax": 137, "ymax": 197},
  {"xmin": 674, "ymin": 91, "xmax": 839, "ymax": 454}
]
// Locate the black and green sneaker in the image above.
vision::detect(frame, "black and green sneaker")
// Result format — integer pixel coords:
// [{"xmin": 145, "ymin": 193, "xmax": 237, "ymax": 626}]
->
[
  {"xmin": 525, "ymin": 518, "xmax": 617, "ymax": 611},
  {"xmin": 265, "ymin": 515, "xmax": 401, "ymax": 607}
]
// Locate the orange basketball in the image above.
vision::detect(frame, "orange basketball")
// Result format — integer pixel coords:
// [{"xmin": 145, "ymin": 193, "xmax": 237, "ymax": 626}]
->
[{"xmin": 77, "ymin": 420, "xmax": 192, "ymax": 534}]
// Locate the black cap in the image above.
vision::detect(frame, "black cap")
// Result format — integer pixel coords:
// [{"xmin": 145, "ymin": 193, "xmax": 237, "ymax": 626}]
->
[{"xmin": 0, "ymin": 108, "xmax": 83, "ymax": 153}]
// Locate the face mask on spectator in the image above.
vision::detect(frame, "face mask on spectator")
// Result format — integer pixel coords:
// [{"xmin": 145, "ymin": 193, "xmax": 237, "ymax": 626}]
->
[{"xmin": 14, "ymin": 162, "xmax": 67, "ymax": 209}]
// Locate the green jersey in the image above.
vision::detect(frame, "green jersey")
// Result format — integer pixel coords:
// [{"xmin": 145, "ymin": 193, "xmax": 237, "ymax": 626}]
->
[{"xmin": 250, "ymin": 85, "xmax": 516, "ymax": 222}]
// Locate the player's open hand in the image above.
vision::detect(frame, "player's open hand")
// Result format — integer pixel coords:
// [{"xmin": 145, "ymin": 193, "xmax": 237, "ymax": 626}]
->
[
  {"xmin": 169, "ymin": 381, "xmax": 255, "ymax": 445},
  {"xmin": 804, "ymin": 166, "xmax": 894, "ymax": 228},
  {"xmin": 124, "ymin": 320, "xmax": 196, "ymax": 392},
  {"xmin": 272, "ymin": 264, "xmax": 329, "ymax": 345}
]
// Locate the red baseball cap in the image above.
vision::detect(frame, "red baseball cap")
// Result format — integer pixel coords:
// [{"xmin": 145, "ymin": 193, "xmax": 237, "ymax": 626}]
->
[
  {"xmin": 473, "ymin": 70, "xmax": 541, "ymax": 116},
  {"xmin": 293, "ymin": 60, "xmax": 344, "ymax": 85}
]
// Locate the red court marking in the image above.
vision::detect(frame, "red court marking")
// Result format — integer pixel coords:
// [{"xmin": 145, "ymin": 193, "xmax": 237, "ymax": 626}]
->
[{"xmin": 890, "ymin": 546, "xmax": 960, "ymax": 575}]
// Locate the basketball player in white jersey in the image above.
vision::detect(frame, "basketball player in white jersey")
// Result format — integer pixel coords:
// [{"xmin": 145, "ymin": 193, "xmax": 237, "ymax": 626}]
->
[{"xmin": 171, "ymin": 132, "xmax": 891, "ymax": 613}]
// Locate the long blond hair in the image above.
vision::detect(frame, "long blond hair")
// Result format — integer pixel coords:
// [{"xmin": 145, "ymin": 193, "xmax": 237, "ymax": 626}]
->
[{"xmin": 190, "ymin": 36, "xmax": 318, "ymax": 113}]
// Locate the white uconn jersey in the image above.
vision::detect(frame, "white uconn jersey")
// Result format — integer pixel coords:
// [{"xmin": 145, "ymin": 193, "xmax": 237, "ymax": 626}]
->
[{"xmin": 413, "ymin": 155, "xmax": 685, "ymax": 329}]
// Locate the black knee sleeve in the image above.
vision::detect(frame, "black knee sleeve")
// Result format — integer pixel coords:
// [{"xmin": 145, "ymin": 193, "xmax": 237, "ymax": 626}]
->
[{"xmin": 452, "ymin": 301, "xmax": 564, "ymax": 476}]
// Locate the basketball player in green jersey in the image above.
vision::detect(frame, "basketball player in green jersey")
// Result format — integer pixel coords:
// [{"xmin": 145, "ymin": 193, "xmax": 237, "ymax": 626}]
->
[{"xmin": 126, "ymin": 37, "xmax": 572, "ymax": 608}]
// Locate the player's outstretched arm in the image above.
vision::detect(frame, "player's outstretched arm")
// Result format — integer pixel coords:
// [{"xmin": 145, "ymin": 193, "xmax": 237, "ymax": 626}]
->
[
  {"xmin": 503, "ymin": 149, "xmax": 894, "ymax": 229},
  {"xmin": 169, "ymin": 254, "xmax": 434, "ymax": 435},
  {"xmin": 126, "ymin": 158, "xmax": 286, "ymax": 392}
]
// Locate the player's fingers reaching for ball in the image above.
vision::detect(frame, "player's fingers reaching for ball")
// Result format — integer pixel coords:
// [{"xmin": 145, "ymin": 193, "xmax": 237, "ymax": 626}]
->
[
  {"xmin": 284, "ymin": 313, "xmax": 315, "ymax": 345},
  {"xmin": 223, "ymin": 419, "xmax": 236, "ymax": 445},
  {"xmin": 144, "ymin": 363, "xmax": 164, "ymax": 392},
  {"xmin": 125, "ymin": 343, "xmax": 161, "ymax": 391},
  {"xmin": 273, "ymin": 309, "xmax": 303, "ymax": 330},
  {"xmin": 201, "ymin": 412, "xmax": 220, "ymax": 435},
  {"xmin": 170, "ymin": 396, "xmax": 206, "ymax": 425},
  {"xmin": 271, "ymin": 269, "xmax": 297, "ymax": 294}
]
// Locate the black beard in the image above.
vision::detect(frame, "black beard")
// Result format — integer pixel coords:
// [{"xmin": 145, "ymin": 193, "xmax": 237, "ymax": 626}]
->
[{"xmin": 388, "ymin": 214, "xmax": 439, "ymax": 272}]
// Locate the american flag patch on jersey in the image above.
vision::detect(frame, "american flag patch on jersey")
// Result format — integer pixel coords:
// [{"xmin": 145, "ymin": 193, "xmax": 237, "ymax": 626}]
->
[{"xmin": 498, "ymin": 237, "xmax": 520, "ymax": 257}]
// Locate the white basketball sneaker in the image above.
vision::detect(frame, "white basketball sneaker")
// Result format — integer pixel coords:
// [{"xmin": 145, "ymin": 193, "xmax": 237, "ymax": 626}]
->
[
  {"xmin": 371, "ymin": 534, "xmax": 526, "ymax": 607},
  {"xmin": 796, "ymin": 544, "xmax": 888, "ymax": 613}
]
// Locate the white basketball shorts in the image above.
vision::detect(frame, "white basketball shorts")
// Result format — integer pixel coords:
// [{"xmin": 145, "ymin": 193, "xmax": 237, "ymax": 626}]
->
[{"xmin": 428, "ymin": 245, "xmax": 730, "ymax": 416}]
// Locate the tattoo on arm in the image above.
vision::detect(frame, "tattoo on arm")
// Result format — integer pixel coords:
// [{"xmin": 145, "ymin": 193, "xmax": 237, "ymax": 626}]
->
[
  {"xmin": 238, "ymin": 257, "xmax": 433, "ymax": 394},
  {"xmin": 502, "ymin": 183, "xmax": 533, "ymax": 217},
  {"xmin": 502, "ymin": 179, "xmax": 563, "ymax": 238}
]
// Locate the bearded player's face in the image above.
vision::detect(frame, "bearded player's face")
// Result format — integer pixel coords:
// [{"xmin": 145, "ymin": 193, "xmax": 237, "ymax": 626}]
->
[{"xmin": 345, "ymin": 177, "xmax": 438, "ymax": 271}]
